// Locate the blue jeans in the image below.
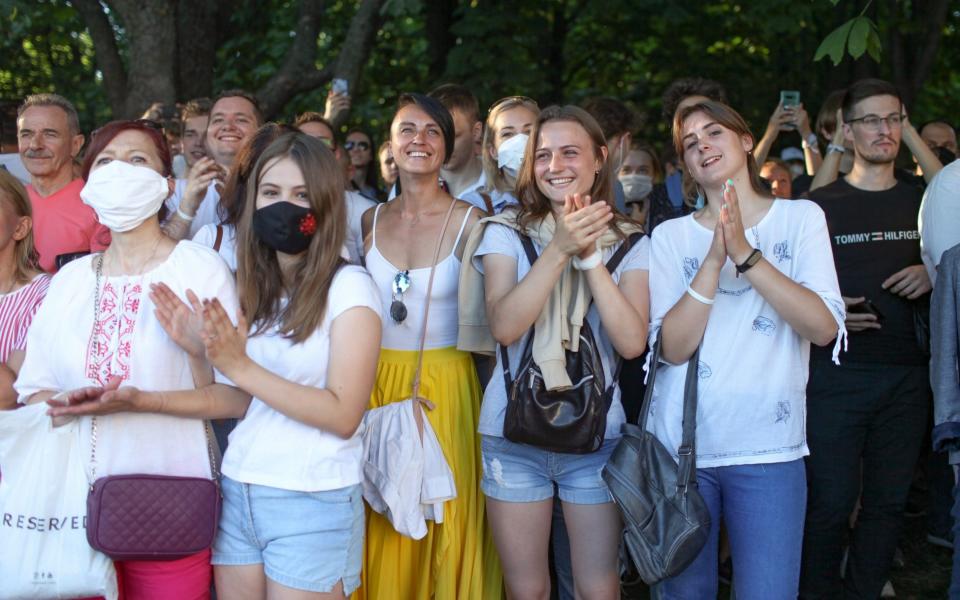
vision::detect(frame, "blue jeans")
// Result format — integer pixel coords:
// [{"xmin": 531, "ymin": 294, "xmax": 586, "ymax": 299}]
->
[{"xmin": 653, "ymin": 460, "xmax": 807, "ymax": 600}]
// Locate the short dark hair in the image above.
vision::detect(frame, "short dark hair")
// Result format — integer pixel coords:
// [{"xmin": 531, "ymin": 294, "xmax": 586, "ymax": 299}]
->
[
  {"xmin": 395, "ymin": 93, "xmax": 455, "ymax": 163},
  {"xmin": 211, "ymin": 89, "xmax": 263, "ymax": 125},
  {"xmin": 919, "ymin": 120, "xmax": 956, "ymax": 137},
  {"xmin": 18, "ymin": 93, "xmax": 81, "ymax": 134},
  {"xmin": 841, "ymin": 78, "xmax": 902, "ymax": 121},
  {"xmin": 427, "ymin": 84, "xmax": 480, "ymax": 124},
  {"xmin": 580, "ymin": 97, "xmax": 637, "ymax": 141},
  {"xmin": 181, "ymin": 97, "xmax": 212, "ymax": 123},
  {"xmin": 815, "ymin": 89, "xmax": 846, "ymax": 141},
  {"xmin": 661, "ymin": 77, "xmax": 728, "ymax": 122}
]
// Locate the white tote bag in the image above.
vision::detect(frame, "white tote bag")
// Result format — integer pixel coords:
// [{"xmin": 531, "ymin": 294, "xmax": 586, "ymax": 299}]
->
[{"xmin": 0, "ymin": 403, "xmax": 118, "ymax": 599}]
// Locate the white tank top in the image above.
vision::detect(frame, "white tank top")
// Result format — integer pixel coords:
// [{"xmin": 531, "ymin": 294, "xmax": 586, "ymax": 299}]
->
[{"xmin": 366, "ymin": 203, "xmax": 474, "ymax": 351}]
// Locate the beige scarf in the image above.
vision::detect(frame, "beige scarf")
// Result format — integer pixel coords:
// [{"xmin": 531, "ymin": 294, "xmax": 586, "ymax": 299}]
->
[{"xmin": 458, "ymin": 211, "xmax": 642, "ymax": 390}]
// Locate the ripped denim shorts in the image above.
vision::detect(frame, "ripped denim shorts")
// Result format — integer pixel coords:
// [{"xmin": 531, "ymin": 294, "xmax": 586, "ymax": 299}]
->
[{"xmin": 479, "ymin": 434, "xmax": 617, "ymax": 505}]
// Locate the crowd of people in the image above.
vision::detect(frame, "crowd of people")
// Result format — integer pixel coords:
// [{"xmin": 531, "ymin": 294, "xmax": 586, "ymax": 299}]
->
[{"xmin": 0, "ymin": 72, "xmax": 958, "ymax": 600}]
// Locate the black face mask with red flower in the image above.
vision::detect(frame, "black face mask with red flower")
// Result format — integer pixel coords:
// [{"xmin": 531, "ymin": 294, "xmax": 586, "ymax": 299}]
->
[{"xmin": 252, "ymin": 201, "xmax": 318, "ymax": 255}]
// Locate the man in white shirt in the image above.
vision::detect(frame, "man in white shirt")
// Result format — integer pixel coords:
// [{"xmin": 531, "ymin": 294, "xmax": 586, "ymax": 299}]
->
[
  {"xmin": 427, "ymin": 84, "xmax": 488, "ymax": 211},
  {"xmin": 164, "ymin": 90, "xmax": 262, "ymax": 240}
]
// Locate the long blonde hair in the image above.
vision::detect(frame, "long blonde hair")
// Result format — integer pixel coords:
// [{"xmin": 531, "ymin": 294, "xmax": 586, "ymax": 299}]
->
[
  {"xmin": 481, "ymin": 96, "xmax": 541, "ymax": 195},
  {"xmin": 236, "ymin": 133, "xmax": 346, "ymax": 343},
  {"xmin": 0, "ymin": 170, "xmax": 40, "ymax": 283}
]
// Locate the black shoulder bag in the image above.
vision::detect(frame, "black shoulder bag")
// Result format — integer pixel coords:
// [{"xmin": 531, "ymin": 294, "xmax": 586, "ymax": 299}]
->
[
  {"xmin": 601, "ymin": 333, "xmax": 710, "ymax": 585},
  {"xmin": 501, "ymin": 232, "xmax": 642, "ymax": 454}
]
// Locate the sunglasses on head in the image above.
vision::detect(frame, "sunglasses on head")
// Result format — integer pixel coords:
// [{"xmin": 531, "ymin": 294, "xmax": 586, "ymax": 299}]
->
[{"xmin": 344, "ymin": 140, "xmax": 370, "ymax": 151}]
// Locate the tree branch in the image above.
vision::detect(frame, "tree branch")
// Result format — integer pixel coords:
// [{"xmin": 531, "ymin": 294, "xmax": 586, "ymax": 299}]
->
[
  {"xmin": 72, "ymin": 0, "xmax": 127, "ymax": 117},
  {"xmin": 256, "ymin": 0, "xmax": 384, "ymax": 120}
]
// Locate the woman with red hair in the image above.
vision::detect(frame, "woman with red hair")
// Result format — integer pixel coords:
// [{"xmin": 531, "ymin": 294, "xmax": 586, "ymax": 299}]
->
[{"xmin": 17, "ymin": 120, "xmax": 246, "ymax": 599}]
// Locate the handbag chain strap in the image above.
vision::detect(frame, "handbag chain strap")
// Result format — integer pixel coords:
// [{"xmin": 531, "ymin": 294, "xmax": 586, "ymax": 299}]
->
[{"xmin": 88, "ymin": 253, "xmax": 220, "ymax": 486}]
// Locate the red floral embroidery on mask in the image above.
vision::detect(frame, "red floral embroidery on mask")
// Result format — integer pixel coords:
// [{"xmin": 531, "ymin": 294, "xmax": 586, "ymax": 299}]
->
[{"xmin": 299, "ymin": 213, "xmax": 318, "ymax": 236}]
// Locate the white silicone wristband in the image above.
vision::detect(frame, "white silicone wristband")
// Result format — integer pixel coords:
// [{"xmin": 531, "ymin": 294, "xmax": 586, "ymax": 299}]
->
[
  {"xmin": 686, "ymin": 286, "xmax": 715, "ymax": 305},
  {"xmin": 176, "ymin": 207, "xmax": 196, "ymax": 222},
  {"xmin": 573, "ymin": 251, "xmax": 602, "ymax": 271}
]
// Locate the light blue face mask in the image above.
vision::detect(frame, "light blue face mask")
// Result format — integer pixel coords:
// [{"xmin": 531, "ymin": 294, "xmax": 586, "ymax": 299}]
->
[{"xmin": 694, "ymin": 192, "xmax": 705, "ymax": 210}]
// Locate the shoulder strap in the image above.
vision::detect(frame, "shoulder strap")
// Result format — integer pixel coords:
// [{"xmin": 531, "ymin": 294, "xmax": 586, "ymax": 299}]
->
[
  {"xmin": 637, "ymin": 332, "xmax": 701, "ymax": 490},
  {"xmin": 604, "ymin": 232, "xmax": 643, "ymax": 274},
  {"xmin": 451, "ymin": 205, "xmax": 475, "ymax": 250},
  {"xmin": 501, "ymin": 232, "xmax": 539, "ymax": 389},
  {"xmin": 371, "ymin": 202, "xmax": 385, "ymax": 246},
  {"xmin": 213, "ymin": 225, "xmax": 224, "ymax": 253},
  {"xmin": 479, "ymin": 191, "xmax": 494, "ymax": 214}
]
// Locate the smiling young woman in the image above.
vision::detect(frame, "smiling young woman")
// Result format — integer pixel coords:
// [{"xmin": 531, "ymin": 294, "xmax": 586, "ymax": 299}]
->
[
  {"xmin": 646, "ymin": 100, "xmax": 846, "ymax": 598},
  {"xmin": 470, "ymin": 105, "xmax": 648, "ymax": 599}
]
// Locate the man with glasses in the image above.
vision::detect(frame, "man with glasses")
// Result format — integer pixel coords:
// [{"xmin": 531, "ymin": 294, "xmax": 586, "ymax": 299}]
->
[
  {"xmin": 164, "ymin": 89, "xmax": 262, "ymax": 240},
  {"xmin": 801, "ymin": 79, "xmax": 937, "ymax": 599},
  {"xmin": 16, "ymin": 93, "xmax": 110, "ymax": 272}
]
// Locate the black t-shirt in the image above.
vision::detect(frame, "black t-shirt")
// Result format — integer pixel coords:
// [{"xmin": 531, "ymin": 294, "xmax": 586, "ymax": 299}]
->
[{"xmin": 809, "ymin": 177, "xmax": 927, "ymax": 365}]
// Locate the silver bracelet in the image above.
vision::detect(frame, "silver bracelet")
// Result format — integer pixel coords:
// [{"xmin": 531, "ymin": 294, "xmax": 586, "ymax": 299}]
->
[
  {"xmin": 176, "ymin": 207, "xmax": 196, "ymax": 222},
  {"xmin": 686, "ymin": 286, "xmax": 715, "ymax": 305}
]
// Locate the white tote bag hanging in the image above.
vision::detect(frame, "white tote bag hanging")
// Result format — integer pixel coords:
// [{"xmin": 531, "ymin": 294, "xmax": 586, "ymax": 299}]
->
[{"xmin": 0, "ymin": 403, "xmax": 118, "ymax": 599}]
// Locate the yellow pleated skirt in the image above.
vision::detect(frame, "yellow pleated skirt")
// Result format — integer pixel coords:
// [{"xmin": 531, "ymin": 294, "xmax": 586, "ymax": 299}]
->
[{"xmin": 353, "ymin": 347, "xmax": 503, "ymax": 600}]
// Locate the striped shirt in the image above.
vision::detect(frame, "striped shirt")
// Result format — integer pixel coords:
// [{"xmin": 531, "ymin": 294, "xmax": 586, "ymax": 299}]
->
[{"xmin": 0, "ymin": 274, "xmax": 50, "ymax": 363}]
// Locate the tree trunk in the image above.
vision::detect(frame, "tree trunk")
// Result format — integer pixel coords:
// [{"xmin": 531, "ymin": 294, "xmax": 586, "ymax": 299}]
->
[
  {"xmin": 888, "ymin": 0, "xmax": 949, "ymax": 108},
  {"xmin": 175, "ymin": 1, "xmax": 221, "ymax": 102},
  {"xmin": 423, "ymin": 0, "xmax": 457, "ymax": 84},
  {"xmin": 110, "ymin": 0, "xmax": 179, "ymax": 118}
]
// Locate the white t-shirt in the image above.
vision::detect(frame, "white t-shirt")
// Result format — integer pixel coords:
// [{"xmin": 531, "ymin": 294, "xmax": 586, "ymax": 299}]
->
[
  {"xmin": 919, "ymin": 160, "xmax": 960, "ymax": 284},
  {"xmin": 646, "ymin": 199, "xmax": 845, "ymax": 468},
  {"xmin": 15, "ymin": 242, "xmax": 239, "ymax": 480},
  {"xmin": 166, "ymin": 180, "xmax": 220, "ymax": 239},
  {"xmin": 472, "ymin": 223, "xmax": 650, "ymax": 439},
  {"xmin": 218, "ymin": 265, "xmax": 383, "ymax": 492},
  {"xmin": 345, "ymin": 190, "xmax": 377, "ymax": 265},
  {"xmin": 193, "ymin": 223, "xmax": 237, "ymax": 272}
]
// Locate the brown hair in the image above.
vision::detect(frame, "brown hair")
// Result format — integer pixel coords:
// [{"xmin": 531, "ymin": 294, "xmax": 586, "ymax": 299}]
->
[
  {"xmin": 428, "ymin": 83, "xmax": 480, "ymax": 124},
  {"xmin": 514, "ymin": 105, "xmax": 630, "ymax": 235},
  {"xmin": 236, "ymin": 132, "xmax": 346, "ymax": 343},
  {"xmin": 211, "ymin": 89, "xmax": 263, "ymax": 126},
  {"xmin": 0, "ymin": 170, "xmax": 40, "ymax": 283},
  {"xmin": 481, "ymin": 96, "xmax": 541, "ymax": 195},
  {"xmin": 672, "ymin": 101, "xmax": 771, "ymax": 203},
  {"xmin": 218, "ymin": 122, "xmax": 298, "ymax": 227},
  {"xmin": 628, "ymin": 140, "xmax": 665, "ymax": 183}
]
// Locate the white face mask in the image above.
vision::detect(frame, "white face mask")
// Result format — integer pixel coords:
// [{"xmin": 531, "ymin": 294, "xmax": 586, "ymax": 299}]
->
[
  {"xmin": 619, "ymin": 173, "xmax": 653, "ymax": 201},
  {"xmin": 81, "ymin": 160, "xmax": 169, "ymax": 233},
  {"xmin": 497, "ymin": 133, "xmax": 529, "ymax": 178},
  {"xmin": 789, "ymin": 163, "xmax": 804, "ymax": 178}
]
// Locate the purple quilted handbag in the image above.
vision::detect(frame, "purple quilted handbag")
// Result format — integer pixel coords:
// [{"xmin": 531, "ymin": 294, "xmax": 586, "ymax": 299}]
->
[
  {"xmin": 86, "ymin": 473, "xmax": 221, "ymax": 561},
  {"xmin": 85, "ymin": 416, "xmax": 221, "ymax": 561}
]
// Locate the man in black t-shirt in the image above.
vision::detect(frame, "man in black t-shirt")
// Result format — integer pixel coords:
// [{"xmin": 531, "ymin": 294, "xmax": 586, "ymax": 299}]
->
[{"xmin": 800, "ymin": 79, "xmax": 933, "ymax": 599}]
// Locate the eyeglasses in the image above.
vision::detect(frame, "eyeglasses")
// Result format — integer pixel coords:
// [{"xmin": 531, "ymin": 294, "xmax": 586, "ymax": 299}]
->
[
  {"xmin": 488, "ymin": 96, "xmax": 539, "ymax": 116},
  {"xmin": 344, "ymin": 140, "xmax": 370, "ymax": 151},
  {"xmin": 846, "ymin": 113, "xmax": 905, "ymax": 131},
  {"xmin": 390, "ymin": 270, "xmax": 411, "ymax": 323}
]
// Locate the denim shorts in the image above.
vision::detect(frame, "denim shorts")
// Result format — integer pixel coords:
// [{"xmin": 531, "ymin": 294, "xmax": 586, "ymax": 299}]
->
[
  {"xmin": 480, "ymin": 434, "xmax": 616, "ymax": 504},
  {"xmin": 211, "ymin": 476, "xmax": 364, "ymax": 594}
]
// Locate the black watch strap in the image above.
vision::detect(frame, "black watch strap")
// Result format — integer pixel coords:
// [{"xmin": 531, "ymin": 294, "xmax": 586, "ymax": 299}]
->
[{"xmin": 735, "ymin": 248, "xmax": 762, "ymax": 276}]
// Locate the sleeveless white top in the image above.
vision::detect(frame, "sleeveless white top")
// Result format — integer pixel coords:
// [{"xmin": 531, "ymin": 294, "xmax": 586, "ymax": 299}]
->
[{"xmin": 365, "ymin": 203, "xmax": 473, "ymax": 351}]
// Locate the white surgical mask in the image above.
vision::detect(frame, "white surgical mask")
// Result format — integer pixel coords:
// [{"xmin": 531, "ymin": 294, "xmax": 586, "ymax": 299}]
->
[
  {"xmin": 789, "ymin": 163, "xmax": 804, "ymax": 178},
  {"xmin": 81, "ymin": 160, "xmax": 169, "ymax": 233},
  {"xmin": 497, "ymin": 134, "xmax": 529, "ymax": 178},
  {"xmin": 619, "ymin": 174, "xmax": 653, "ymax": 201}
]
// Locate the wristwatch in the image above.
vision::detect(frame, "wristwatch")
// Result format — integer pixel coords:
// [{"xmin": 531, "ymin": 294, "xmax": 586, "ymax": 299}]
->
[
  {"xmin": 826, "ymin": 143, "xmax": 846, "ymax": 155},
  {"xmin": 735, "ymin": 248, "xmax": 762, "ymax": 277}
]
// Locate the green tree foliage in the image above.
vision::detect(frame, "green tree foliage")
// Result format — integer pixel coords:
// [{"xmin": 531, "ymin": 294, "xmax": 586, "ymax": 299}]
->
[{"xmin": 2, "ymin": 0, "xmax": 957, "ymax": 157}]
